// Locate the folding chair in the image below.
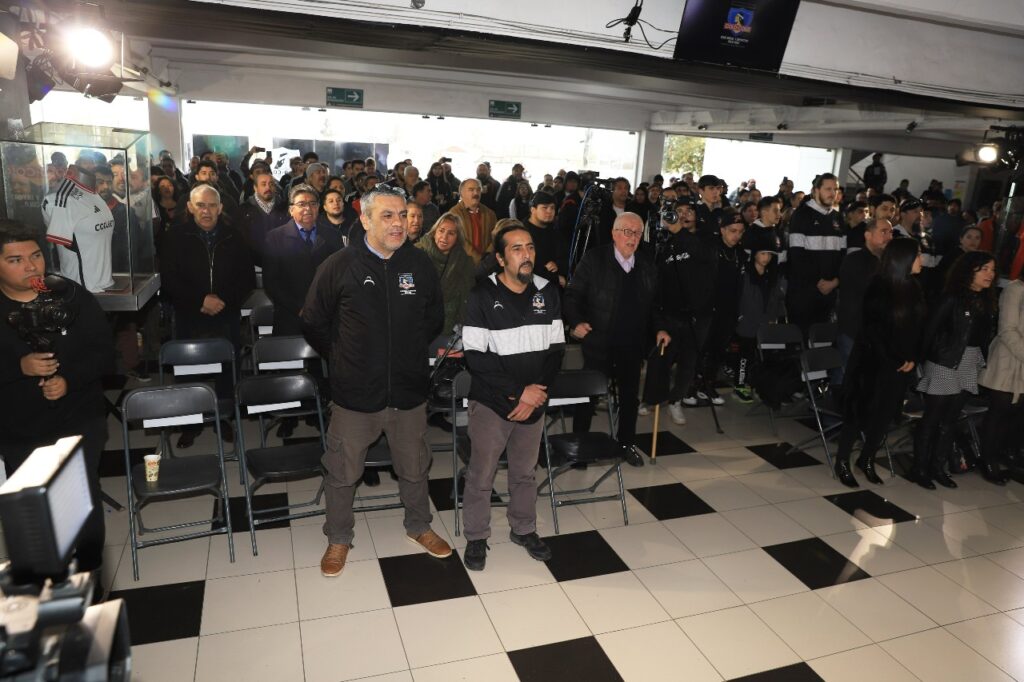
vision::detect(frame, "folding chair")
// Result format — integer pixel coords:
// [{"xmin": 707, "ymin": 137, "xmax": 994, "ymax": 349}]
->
[
  {"xmin": 250, "ymin": 304, "xmax": 275, "ymax": 343},
  {"xmin": 808, "ymin": 322, "xmax": 839, "ymax": 349},
  {"xmin": 235, "ymin": 372, "xmax": 327, "ymax": 555},
  {"xmin": 121, "ymin": 383, "xmax": 234, "ymax": 581},
  {"xmin": 799, "ymin": 347, "xmax": 846, "ymax": 475},
  {"xmin": 157, "ymin": 338, "xmax": 238, "ymax": 458},
  {"xmin": 751, "ymin": 323, "xmax": 805, "ymax": 434},
  {"xmin": 539, "ymin": 370, "xmax": 628, "ymax": 533}
]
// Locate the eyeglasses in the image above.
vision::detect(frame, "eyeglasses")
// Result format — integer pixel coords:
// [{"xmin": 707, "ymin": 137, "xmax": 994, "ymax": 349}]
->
[
  {"xmin": 291, "ymin": 201, "xmax": 318, "ymax": 209},
  {"xmin": 615, "ymin": 228, "xmax": 643, "ymax": 239}
]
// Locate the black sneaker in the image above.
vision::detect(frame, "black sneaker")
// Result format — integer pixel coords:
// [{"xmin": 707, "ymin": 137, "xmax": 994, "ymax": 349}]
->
[
  {"xmin": 510, "ymin": 531, "xmax": 552, "ymax": 561},
  {"xmin": 463, "ymin": 539, "xmax": 489, "ymax": 571},
  {"xmin": 362, "ymin": 469, "xmax": 381, "ymax": 486},
  {"xmin": 622, "ymin": 443, "xmax": 645, "ymax": 468}
]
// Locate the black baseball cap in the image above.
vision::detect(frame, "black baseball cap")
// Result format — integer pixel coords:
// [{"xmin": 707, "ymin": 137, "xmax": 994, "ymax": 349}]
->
[
  {"xmin": 530, "ymin": 191, "xmax": 556, "ymax": 208},
  {"xmin": 900, "ymin": 198, "xmax": 923, "ymax": 212}
]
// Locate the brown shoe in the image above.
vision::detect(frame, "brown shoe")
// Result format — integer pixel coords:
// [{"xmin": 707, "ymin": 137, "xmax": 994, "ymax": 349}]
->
[
  {"xmin": 407, "ymin": 529, "xmax": 453, "ymax": 559},
  {"xmin": 320, "ymin": 543, "xmax": 351, "ymax": 577}
]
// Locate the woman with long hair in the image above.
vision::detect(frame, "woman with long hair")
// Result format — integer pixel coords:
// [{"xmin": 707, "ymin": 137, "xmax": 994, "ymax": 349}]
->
[
  {"xmin": 834, "ymin": 238, "xmax": 925, "ymax": 487},
  {"xmin": 509, "ymin": 180, "xmax": 533, "ymax": 221},
  {"xmin": 416, "ymin": 213, "xmax": 476, "ymax": 334},
  {"xmin": 428, "ymin": 162, "xmax": 454, "ymax": 211},
  {"xmin": 977, "ymin": 265, "xmax": 1024, "ymax": 484},
  {"xmin": 153, "ymin": 175, "xmax": 179, "ymax": 229},
  {"xmin": 912, "ymin": 250, "xmax": 998, "ymax": 489}
]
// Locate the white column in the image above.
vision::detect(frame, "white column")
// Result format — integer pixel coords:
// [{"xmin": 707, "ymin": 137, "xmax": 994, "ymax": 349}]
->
[
  {"xmin": 147, "ymin": 95, "xmax": 184, "ymax": 164},
  {"xmin": 636, "ymin": 130, "xmax": 666, "ymax": 187},
  {"xmin": 831, "ymin": 147, "xmax": 852, "ymax": 187}
]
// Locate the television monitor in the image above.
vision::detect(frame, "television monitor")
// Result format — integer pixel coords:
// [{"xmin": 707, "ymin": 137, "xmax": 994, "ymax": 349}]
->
[{"xmin": 673, "ymin": 0, "xmax": 802, "ymax": 72}]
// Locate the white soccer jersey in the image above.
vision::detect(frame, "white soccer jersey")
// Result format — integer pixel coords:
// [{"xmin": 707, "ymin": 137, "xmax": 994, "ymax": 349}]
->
[{"xmin": 42, "ymin": 177, "xmax": 115, "ymax": 292}]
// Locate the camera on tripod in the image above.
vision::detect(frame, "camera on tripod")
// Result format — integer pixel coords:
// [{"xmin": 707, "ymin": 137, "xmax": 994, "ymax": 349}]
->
[
  {"xmin": 0, "ymin": 436, "xmax": 131, "ymax": 681},
  {"xmin": 6, "ymin": 276, "xmax": 75, "ymax": 354}
]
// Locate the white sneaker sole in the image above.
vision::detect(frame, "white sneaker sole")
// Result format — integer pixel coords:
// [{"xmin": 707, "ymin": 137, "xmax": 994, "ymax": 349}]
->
[{"xmin": 407, "ymin": 535, "xmax": 454, "ymax": 558}]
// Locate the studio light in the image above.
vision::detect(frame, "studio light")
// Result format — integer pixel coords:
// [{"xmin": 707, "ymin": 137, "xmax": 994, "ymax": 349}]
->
[
  {"xmin": 977, "ymin": 144, "xmax": 999, "ymax": 164},
  {"xmin": 62, "ymin": 26, "xmax": 115, "ymax": 70}
]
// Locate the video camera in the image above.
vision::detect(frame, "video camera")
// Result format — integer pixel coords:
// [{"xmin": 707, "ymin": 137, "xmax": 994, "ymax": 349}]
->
[
  {"xmin": 6, "ymin": 276, "xmax": 76, "ymax": 354},
  {"xmin": 0, "ymin": 437, "xmax": 131, "ymax": 681}
]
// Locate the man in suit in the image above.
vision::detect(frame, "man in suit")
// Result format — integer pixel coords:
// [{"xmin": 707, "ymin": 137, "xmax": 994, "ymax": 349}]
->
[{"xmin": 448, "ymin": 178, "xmax": 497, "ymax": 262}]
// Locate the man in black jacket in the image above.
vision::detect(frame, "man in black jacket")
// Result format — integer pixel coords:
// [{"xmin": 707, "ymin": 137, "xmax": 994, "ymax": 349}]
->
[
  {"xmin": 302, "ymin": 186, "xmax": 450, "ymax": 578},
  {"xmin": 525, "ymin": 192, "xmax": 568, "ymax": 287},
  {"xmin": 263, "ymin": 184, "xmax": 342, "ymax": 336},
  {"xmin": 836, "ymin": 217, "xmax": 893, "ymax": 381},
  {"xmin": 696, "ymin": 175, "xmax": 725, "ymax": 236},
  {"xmin": 0, "ymin": 219, "xmax": 113, "ymax": 574},
  {"xmin": 565, "ymin": 212, "xmax": 670, "ymax": 467},
  {"xmin": 786, "ymin": 173, "xmax": 845, "ymax": 333},
  {"xmin": 235, "ymin": 171, "xmax": 289, "ymax": 266},
  {"xmin": 461, "ymin": 225, "xmax": 565, "ymax": 571}
]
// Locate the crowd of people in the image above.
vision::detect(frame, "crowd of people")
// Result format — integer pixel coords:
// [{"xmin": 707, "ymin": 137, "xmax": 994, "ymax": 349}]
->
[{"xmin": 4, "ymin": 143, "xmax": 1024, "ymax": 577}]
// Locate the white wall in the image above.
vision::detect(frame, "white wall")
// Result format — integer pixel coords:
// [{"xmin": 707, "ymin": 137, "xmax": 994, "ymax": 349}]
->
[
  {"xmin": 29, "ymin": 91, "xmax": 149, "ymax": 130},
  {"xmin": 699, "ymin": 138, "xmax": 836, "ymax": 195},
  {"xmin": 849, "ymin": 153, "xmax": 972, "ymax": 201}
]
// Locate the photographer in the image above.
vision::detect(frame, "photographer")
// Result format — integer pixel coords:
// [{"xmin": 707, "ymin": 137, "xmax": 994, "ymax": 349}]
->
[{"xmin": 0, "ymin": 219, "xmax": 113, "ymax": 574}]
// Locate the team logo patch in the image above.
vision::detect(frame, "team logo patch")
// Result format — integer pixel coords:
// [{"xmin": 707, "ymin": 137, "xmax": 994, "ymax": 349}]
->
[
  {"xmin": 362, "ymin": 275, "xmax": 375, "ymax": 286},
  {"xmin": 398, "ymin": 273, "xmax": 416, "ymax": 295},
  {"xmin": 723, "ymin": 8, "xmax": 753, "ymax": 36},
  {"xmin": 531, "ymin": 292, "xmax": 546, "ymax": 314}
]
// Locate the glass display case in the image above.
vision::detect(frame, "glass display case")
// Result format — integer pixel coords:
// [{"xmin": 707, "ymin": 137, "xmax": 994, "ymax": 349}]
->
[{"xmin": 0, "ymin": 123, "xmax": 159, "ymax": 311}]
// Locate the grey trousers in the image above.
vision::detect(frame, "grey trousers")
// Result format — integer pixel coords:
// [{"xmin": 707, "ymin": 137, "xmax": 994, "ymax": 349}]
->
[
  {"xmin": 462, "ymin": 400, "xmax": 545, "ymax": 541},
  {"xmin": 322, "ymin": 402, "xmax": 433, "ymax": 546}
]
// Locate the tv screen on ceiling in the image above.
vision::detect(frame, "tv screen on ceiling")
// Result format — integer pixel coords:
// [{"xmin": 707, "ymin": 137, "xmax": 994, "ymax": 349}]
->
[{"xmin": 673, "ymin": 0, "xmax": 802, "ymax": 73}]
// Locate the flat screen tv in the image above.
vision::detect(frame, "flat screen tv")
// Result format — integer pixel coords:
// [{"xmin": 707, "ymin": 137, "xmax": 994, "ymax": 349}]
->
[{"xmin": 673, "ymin": 0, "xmax": 802, "ymax": 72}]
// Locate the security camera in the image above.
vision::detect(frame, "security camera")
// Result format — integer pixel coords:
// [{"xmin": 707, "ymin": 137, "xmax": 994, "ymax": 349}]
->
[{"xmin": 410, "ymin": 0, "xmax": 425, "ymax": 8}]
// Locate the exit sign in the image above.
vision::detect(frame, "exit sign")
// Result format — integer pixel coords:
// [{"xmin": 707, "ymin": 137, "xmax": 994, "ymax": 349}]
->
[
  {"xmin": 326, "ymin": 87, "xmax": 364, "ymax": 108},
  {"xmin": 488, "ymin": 100, "xmax": 521, "ymax": 119}
]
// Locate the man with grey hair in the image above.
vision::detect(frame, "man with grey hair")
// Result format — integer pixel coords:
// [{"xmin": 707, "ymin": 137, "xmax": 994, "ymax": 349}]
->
[
  {"xmin": 402, "ymin": 165, "xmax": 420, "ymax": 195},
  {"xmin": 449, "ymin": 178, "xmax": 497, "ymax": 261},
  {"xmin": 305, "ymin": 162, "xmax": 329, "ymax": 194},
  {"xmin": 302, "ymin": 185, "xmax": 449, "ymax": 578}
]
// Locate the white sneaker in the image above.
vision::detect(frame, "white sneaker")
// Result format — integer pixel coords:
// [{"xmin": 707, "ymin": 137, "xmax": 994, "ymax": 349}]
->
[
  {"xmin": 669, "ymin": 401, "xmax": 687, "ymax": 425},
  {"xmin": 709, "ymin": 391, "xmax": 725, "ymax": 406},
  {"xmin": 637, "ymin": 402, "xmax": 650, "ymax": 416},
  {"xmin": 682, "ymin": 394, "xmax": 699, "ymax": 407}
]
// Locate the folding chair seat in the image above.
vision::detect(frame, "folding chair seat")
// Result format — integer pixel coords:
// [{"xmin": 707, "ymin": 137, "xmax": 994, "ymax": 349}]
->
[
  {"xmin": 250, "ymin": 304, "xmax": 275, "ymax": 341},
  {"xmin": 157, "ymin": 338, "xmax": 238, "ymax": 455},
  {"xmin": 121, "ymin": 383, "xmax": 234, "ymax": 580},
  {"xmin": 808, "ymin": 322, "xmax": 839, "ymax": 349},
  {"xmin": 252, "ymin": 335, "xmax": 328, "ymax": 421},
  {"xmin": 540, "ymin": 369, "xmax": 628, "ymax": 533},
  {"xmin": 235, "ymin": 372, "xmax": 327, "ymax": 554}
]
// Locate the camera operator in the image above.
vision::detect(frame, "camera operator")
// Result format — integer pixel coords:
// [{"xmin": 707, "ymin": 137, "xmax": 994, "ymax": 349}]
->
[{"xmin": 0, "ymin": 218, "xmax": 113, "ymax": 574}]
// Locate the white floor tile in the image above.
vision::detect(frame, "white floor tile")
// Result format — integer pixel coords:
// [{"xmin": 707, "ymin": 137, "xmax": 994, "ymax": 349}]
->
[
  {"xmin": 290, "ymin": 518, "xmax": 374, "ymax": 568},
  {"xmin": 986, "ymin": 546, "xmax": 1024, "ymax": 580},
  {"xmin": 721, "ymin": 505, "xmax": 813, "ymax": 546},
  {"xmin": 975, "ymin": 503, "xmax": 1024, "ymax": 539},
  {"xmin": 808, "ymin": 643, "xmax": 921, "ymax": 682},
  {"xmin": 598, "ymin": 521, "xmax": 695, "ymax": 569},
  {"xmin": 662, "ymin": 513, "xmax": 757, "ymax": 558},
  {"xmin": 686, "ymin": 476, "xmax": 769, "ymax": 511},
  {"xmin": 596, "ymin": 621, "xmax": 722, "ymax": 682},
  {"xmin": 887, "ymin": 519, "xmax": 978, "ymax": 564},
  {"xmin": 703, "ymin": 548, "xmax": 808, "ymax": 604},
  {"xmin": 816, "ymin": 578, "xmax": 936, "ymax": 642},
  {"xmin": 634, "ymin": 559, "xmax": 743, "ymax": 618},
  {"xmin": 776, "ymin": 497, "xmax": 869, "ymax": 536},
  {"xmin": 924, "ymin": 510, "xmax": 1024, "ymax": 554},
  {"xmin": 300, "ymin": 609, "xmax": 408, "ymax": 682},
  {"xmin": 703, "ymin": 447, "xmax": 777, "ymax": 476},
  {"xmin": 933, "ymin": 556, "xmax": 1024, "ymax": 611},
  {"xmin": 535, "ymin": 502, "xmax": 593, "ymax": 537},
  {"xmin": 393, "ymin": 596, "xmax": 503, "ymax": 669},
  {"xmin": 785, "ymin": 466, "xmax": 863, "ymax": 497},
  {"xmin": 112, "ymin": 536, "xmax": 211, "ymax": 590},
  {"xmin": 295, "ymin": 561, "xmax": 390, "ymax": 620},
  {"xmin": 571, "ymin": 493, "xmax": 656, "ymax": 529},
  {"xmin": 463, "ymin": 541, "xmax": 557, "ymax": 594},
  {"xmin": 412, "ymin": 654, "xmax": 518, "ymax": 682},
  {"xmin": 480, "ymin": 583, "xmax": 590, "ymax": 650},
  {"xmin": 750, "ymin": 591, "xmax": 871, "ymax": 659},
  {"xmin": 130, "ymin": 637, "xmax": 198, "ymax": 682},
  {"xmin": 820, "ymin": 527, "xmax": 924, "ymax": 576},
  {"xmin": 195, "ymin": 622, "xmax": 304, "ymax": 682},
  {"xmin": 732, "ymin": 470, "xmax": 819, "ymax": 504},
  {"xmin": 657, "ymin": 453, "xmax": 731, "ymax": 483},
  {"xmin": 368, "ymin": 514, "xmax": 455, "ymax": 558},
  {"xmin": 207, "ymin": 526, "xmax": 294, "ymax": 579},
  {"xmin": 561, "ymin": 570, "xmax": 670, "ymax": 634},
  {"xmin": 677, "ymin": 605, "xmax": 800, "ymax": 680},
  {"xmin": 200, "ymin": 569, "xmax": 297, "ymax": 635},
  {"xmin": 876, "ymin": 566, "xmax": 997, "ymax": 625},
  {"xmin": 283, "ymin": 488, "xmax": 327, "ymax": 526},
  {"xmin": 882, "ymin": 483, "xmax": 969, "ymax": 518},
  {"xmin": 946, "ymin": 613, "xmax": 1024, "ymax": 681},
  {"xmin": 881, "ymin": 627, "xmax": 1014, "ymax": 682}
]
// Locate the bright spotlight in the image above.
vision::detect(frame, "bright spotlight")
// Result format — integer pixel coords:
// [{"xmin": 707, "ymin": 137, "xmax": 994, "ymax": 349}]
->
[
  {"xmin": 977, "ymin": 144, "xmax": 999, "ymax": 164},
  {"xmin": 64, "ymin": 26, "xmax": 115, "ymax": 70}
]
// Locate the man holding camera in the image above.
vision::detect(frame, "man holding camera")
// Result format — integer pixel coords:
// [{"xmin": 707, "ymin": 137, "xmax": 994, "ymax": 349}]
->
[{"xmin": 0, "ymin": 219, "xmax": 113, "ymax": 574}]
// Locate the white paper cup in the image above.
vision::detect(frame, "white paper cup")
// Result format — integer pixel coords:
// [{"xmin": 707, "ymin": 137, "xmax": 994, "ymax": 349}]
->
[{"xmin": 144, "ymin": 454, "xmax": 161, "ymax": 482}]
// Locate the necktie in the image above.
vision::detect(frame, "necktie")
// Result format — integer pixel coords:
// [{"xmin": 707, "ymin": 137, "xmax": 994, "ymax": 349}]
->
[{"xmin": 302, "ymin": 230, "xmax": 313, "ymax": 248}]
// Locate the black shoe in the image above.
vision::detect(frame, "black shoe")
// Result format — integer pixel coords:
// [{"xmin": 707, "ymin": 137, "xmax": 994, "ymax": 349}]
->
[
  {"xmin": 276, "ymin": 418, "xmax": 296, "ymax": 440},
  {"xmin": 463, "ymin": 539, "xmax": 489, "ymax": 571},
  {"xmin": 979, "ymin": 461, "xmax": 1009, "ymax": 486},
  {"xmin": 362, "ymin": 469, "xmax": 381, "ymax": 486},
  {"xmin": 623, "ymin": 444, "xmax": 645, "ymax": 468},
  {"xmin": 834, "ymin": 460, "xmax": 859, "ymax": 488},
  {"xmin": 427, "ymin": 412, "xmax": 453, "ymax": 433},
  {"xmin": 176, "ymin": 429, "xmax": 198, "ymax": 449},
  {"xmin": 909, "ymin": 469, "xmax": 936, "ymax": 490},
  {"xmin": 510, "ymin": 531, "xmax": 552, "ymax": 561},
  {"xmin": 219, "ymin": 420, "xmax": 234, "ymax": 444},
  {"xmin": 388, "ymin": 467, "xmax": 399, "ymax": 482},
  {"xmin": 932, "ymin": 471, "xmax": 958, "ymax": 489},
  {"xmin": 856, "ymin": 456, "xmax": 883, "ymax": 485}
]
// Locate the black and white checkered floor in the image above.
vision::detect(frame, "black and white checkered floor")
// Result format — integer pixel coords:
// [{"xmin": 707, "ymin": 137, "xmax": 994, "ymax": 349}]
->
[{"xmin": 76, "ymin": 388, "xmax": 1024, "ymax": 681}]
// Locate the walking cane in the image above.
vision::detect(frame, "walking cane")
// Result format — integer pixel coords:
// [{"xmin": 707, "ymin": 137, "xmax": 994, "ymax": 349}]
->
[{"xmin": 650, "ymin": 343, "xmax": 666, "ymax": 464}]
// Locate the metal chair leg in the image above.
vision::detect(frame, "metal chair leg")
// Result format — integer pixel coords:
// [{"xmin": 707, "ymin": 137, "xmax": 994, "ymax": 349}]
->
[{"xmin": 616, "ymin": 463, "xmax": 628, "ymax": 526}]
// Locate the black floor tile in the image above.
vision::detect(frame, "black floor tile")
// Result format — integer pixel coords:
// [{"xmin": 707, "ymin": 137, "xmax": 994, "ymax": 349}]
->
[
  {"xmin": 99, "ymin": 447, "xmax": 150, "ymax": 478},
  {"xmin": 729, "ymin": 662, "xmax": 825, "ymax": 681},
  {"xmin": 632, "ymin": 432, "xmax": 694, "ymax": 457},
  {"xmin": 795, "ymin": 417, "xmax": 819, "ymax": 431},
  {"xmin": 212, "ymin": 493, "xmax": 293, "ymax": 532},
  {"xmin": 628, "ymin": 483, "xmax": 714, "ymax": 521},
  {"xmin": 509, "ymin": 636, "xmax": 624, "ymax": 682},
  {"xmin": 825, "ymin": 490, "xmax": 916, "ymax": 526},
  {"xmin": 109, "ymin": 580, "xmax": 205, "ymax": 646},
  {"xmin": 747, "ymin": 442, "xmax": 822, "ymax": 469},
  {"xmin": 282, "ymin": 436, "xmax": 320, "ymax": 446},
  {"xmin": 763, "ymin": 537, "xmax": 870, "ymax": 590},
  {"xmin": 102, "ymin": 374, "xmax": 128, "ymax": 391},
  {"xmin": 542, "ymin": 530, "xmax": 628, "ymax": 582},
  {"xmin": 427, "ymin": 477, "xmax": 503, "ymax": 513},
  {"xmin": 378, "ymin": 551, "xmax": 477, "ymax": 608}
]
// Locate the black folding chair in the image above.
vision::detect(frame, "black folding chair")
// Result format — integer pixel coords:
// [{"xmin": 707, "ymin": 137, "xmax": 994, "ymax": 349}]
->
[
  {"xmin": 121, "ymin": 383, "xmax": 234, "ymax": 581},
  {"xmin": 799, "ymin": 347, "xmax": 845, "ymax": 474},
  {"xmin": 235, "ymin": 372, "xmax": 327, "ymax": 555},
  {"xmin": 539, "ymin": 370, "xmax": 628, "ymax": 533},
  {"xmin": 250, "ymin": 304, "xmax": 275, "ymax": 343},
  {"xmin": 808, "ymin": 322, "xmax": 839, "ymax": 349},
  {"xmin": 751, "ymin": 323, "xmax": 805, "ymax": 433}
]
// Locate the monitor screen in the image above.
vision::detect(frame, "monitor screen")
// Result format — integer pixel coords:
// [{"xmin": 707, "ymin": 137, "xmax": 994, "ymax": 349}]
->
[{"xmin": 673, "ymin": 0, "xmax": 802, "ymax": 72}]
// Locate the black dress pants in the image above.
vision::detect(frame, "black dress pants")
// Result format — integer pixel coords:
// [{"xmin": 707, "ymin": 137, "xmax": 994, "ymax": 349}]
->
[{"xmin": 573, "ymin": 347, "xmax": 642, "ymax": 446}]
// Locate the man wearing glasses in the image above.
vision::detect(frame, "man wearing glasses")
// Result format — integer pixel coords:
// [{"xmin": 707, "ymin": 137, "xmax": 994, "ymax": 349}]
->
[
  {"xmin": 302, "ymin": 185, "xmax": 449, "ymax": 578},
  {"xmin": 564, "ymin": 212, "xmax": 671, "ymax": 468}
]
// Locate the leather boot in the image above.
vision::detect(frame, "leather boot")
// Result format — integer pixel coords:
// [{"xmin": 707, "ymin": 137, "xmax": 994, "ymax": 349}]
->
[
  {"xmin": 909, "ymin": 468, "xmax": 936, "ymax": 490},
  {"xmin": 834, "ymin": 459, "xmax": 859, "ymax": 488},
  {"xmin": 978, "ymin": 461, "xmax": 1009, "ymax": 486},
  {"xmin": 856, "ymin": 455, "xmax": 884, "ymax": 485},
  {"xmin": 931, "ymin": 469, "xmax": 958, "ymax": 489}
]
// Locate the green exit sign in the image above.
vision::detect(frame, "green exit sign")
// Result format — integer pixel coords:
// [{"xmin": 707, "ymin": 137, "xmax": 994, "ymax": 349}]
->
[
  {"xmin": 326, "ymin": 87, "xmax": 364, "ymax": 108},
  {"xmin": 489, "ymin": 100, "xmax": 521, "ymax": 119}
]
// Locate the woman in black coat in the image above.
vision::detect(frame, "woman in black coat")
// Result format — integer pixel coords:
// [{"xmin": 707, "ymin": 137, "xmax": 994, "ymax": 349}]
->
[{"xmin": 834, "ymin": 238, "xmax": 926, "ymax": 487}]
